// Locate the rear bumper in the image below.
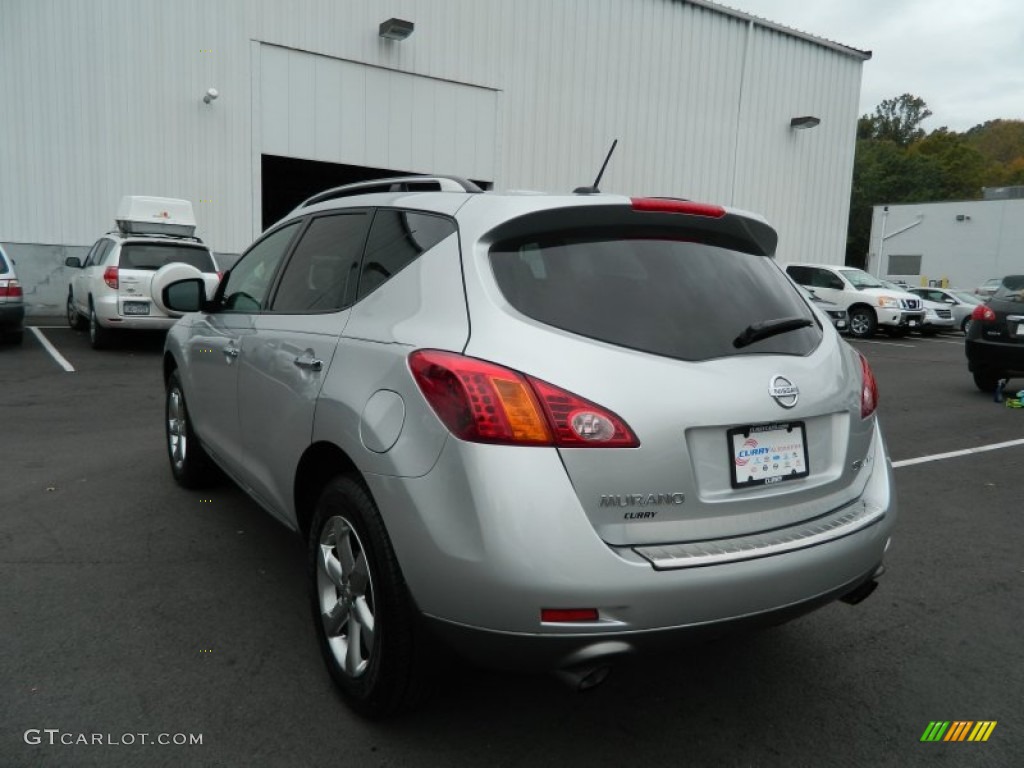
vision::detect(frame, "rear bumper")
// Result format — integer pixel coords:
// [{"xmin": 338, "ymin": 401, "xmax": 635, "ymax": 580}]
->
[
  {"xmin": 0, "ymin": 302, "xmax": 25, "ymax": 330},
  {"xmin": 966, "ymin": 337, "xmax": 1024, "ymax": 374},
  {"xmin": 426, "ymin": 562, "xmax": 884, "ymax": 671},
  {"xmin": 369, "ymin": 424, "xmax": 896, "ymax": 668},
  {"xmin": 94, "ymin": 294, "xmax": 176, "ymax": 330}
]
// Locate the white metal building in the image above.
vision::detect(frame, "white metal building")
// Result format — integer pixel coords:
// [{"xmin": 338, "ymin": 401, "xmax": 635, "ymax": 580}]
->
[
  {"xmin": 868, "ymin": 199, "xmax": 1024, "ymax": 288},
  {"xmin": 0, "ymin": 0, "xmax": 869, "ymax": 314}
]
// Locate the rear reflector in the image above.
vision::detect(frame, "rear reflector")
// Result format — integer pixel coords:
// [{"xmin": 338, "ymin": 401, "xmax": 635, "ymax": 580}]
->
[
  {"xmin": 631, "ymin": 197, "xmax": 726, "ymax": 218},
  {"xmin": 0, "ymin": 279, "xmax": 22, "ymax": 298},
  {"xmin": 541, "ymin": 608, "xmax": 599, "ymax": 623},
  {"xmin": 103, "ymin": 266, "xmax": 119, "ymax": 289},
  {"xmin": 408, "ymin": 350, "xmax": 639, "ymax": 447}
]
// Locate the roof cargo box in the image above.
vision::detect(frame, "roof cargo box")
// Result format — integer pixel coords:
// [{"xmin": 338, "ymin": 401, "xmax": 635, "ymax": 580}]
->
[{"xmin": 116, "ymin": 196, "xmax": 197, "ymax": 237}]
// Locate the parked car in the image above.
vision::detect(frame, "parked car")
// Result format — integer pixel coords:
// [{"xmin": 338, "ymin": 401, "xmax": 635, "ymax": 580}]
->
[
  {"xmin": 0, "ymin": 244, "xmax": 25, "ymax": 344},
  {"xmin": 795, "ymin": 284, "xmax": 848, "ymax": 332},
  {"xmin": 158, "ymin": 176, "xmax": 896, "ymax": 717},
  {"xmin": 965, "ymin": 274, "xmax": 1024, "ymax": 391},
  {"xmin": 878, "ymin": 280, "xmax": 954, "ymax": 336},
  {"xmin": 908, "ymin": 287, "xmax": 983, "ymax": 333},
  {"xmin": 974, "ymin": 277, "xmax": 1002, "ymax": 297},
  {"xmin": 65, "ymin": 196, "xmax": 219, "ymax": 349},
  {"xmin": 785, "ymin": 263, "xmax": 925, "ymax": 339}
]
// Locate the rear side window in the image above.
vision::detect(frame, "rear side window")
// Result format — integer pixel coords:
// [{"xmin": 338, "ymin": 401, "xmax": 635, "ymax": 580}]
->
[
  {"xmin": 271, "ymin": 213, "xmax": 370, "ymax": 312},
  {"xmin": 490, "ymin": 233, "xmax": 821, "ymax": 362},
  {"xmin": 357, "ymin": 210, "xmax": 457, "ymax": 300},
  {"xmin": 119, "ymin": 244, "xmax": 215, "ymax": 272},
  {"xmin": 0, "ymin": 250, "xmax": 8, "ymax": 273}
]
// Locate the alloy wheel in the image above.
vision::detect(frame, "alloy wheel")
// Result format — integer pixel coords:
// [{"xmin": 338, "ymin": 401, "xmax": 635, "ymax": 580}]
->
[{"xmin": 317, "ymin": 516, "xmax": 376, "ymax": 678}]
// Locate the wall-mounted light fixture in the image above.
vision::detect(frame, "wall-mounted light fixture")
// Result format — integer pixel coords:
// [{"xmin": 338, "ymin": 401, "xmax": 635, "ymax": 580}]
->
[
  {"xmin": 955, "ymin": 214, "xmax": 971, "ymax": 222},
  {"xmin": 202, "ymin": 88, "xmax": 219, "ymax": 105},
  {"xmin": 379, "ymin": 18, "xmax": 414, "ymax": 40},
  {"xmin": 790, "ymin": 115, "xmax": 821, "ymax": 130}
]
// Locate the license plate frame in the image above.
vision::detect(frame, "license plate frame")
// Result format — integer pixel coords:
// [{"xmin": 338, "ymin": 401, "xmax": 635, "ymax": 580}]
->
[
  {"xmin": 728, "ymin": 421, "xmax": 809, "ymax": 489},
  {"xmin": 122, "ymin": 301, "xmax": 150, "ymax": 316}
]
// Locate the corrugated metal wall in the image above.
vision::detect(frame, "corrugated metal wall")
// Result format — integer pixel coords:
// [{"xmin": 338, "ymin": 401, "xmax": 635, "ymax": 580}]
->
[{"xmin": 0, "ymin": 0, "xmax": 863, "ymax": 264}]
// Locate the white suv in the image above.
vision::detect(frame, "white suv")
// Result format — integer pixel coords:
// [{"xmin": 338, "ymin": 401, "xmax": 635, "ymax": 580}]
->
[
  {"xmin": 785, "ymin": 264, "xmax": 925, "ymax": 339},
  {"xmin": 65, "ymin": 197, "xmax": 219, "ymax": 348}
]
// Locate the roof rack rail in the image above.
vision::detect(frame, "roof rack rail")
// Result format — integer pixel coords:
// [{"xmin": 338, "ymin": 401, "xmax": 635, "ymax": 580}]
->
[
  {"xmin": 106, "ymin": 229, "xmax": 205, "ymax": 244},
  {"xmin": 299, "ymin": 176, "xmax": 483, "ymax": 209}
]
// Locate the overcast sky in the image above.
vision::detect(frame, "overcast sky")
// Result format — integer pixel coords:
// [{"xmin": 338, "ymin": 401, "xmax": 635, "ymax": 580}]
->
[{"xmin": 721, "ymin": 0, "xmax": 1024, "ymax": 132}]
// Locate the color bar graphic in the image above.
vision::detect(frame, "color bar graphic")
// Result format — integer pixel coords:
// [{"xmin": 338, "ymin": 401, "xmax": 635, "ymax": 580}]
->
[{"xmin": 920, "ymin": 721, "xmax": 996, "ymax": 742}]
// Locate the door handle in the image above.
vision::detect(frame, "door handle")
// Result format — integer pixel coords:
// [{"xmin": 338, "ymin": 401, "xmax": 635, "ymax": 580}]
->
[{"xmin": 294, "ymin": 354, "xmax": 323, "ymax": 372}]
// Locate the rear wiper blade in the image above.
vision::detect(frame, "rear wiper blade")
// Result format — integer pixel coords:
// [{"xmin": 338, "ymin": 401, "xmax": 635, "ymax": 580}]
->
[{"xmin": 733, "ymin": 316, "xmax": 813, "ymax": 349}]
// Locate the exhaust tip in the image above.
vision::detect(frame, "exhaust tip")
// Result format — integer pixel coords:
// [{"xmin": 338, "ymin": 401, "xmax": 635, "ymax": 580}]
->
[{"xmin": 554, "ymin": 664, "xmax": 612, "ymax": 692}]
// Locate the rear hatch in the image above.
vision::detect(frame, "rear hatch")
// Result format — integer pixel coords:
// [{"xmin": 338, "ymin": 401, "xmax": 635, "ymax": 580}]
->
[
  {"xmin": 468, "ymin": 200, "xmax": 876, "ymax": 547},
  {"xmin": 115, "ymin": 242, "xmax": 218, "ymax": 317},
  {"xmin": 977, "ymin": 276, "xmax": 1024, "ymax": 342}
]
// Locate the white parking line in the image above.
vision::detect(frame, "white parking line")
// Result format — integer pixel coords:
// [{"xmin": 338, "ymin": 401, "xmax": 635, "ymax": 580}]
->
[
  {"xmin": 892, "ymin": 438, "xmax": 1024, "ymax": 468},
  {"xmin": 912, "ymin": 336, "xmax": 965, "ymax": 346},
  {"xmin": 28, "ymin": 327, "xmax": 75, "ymax": 372}
]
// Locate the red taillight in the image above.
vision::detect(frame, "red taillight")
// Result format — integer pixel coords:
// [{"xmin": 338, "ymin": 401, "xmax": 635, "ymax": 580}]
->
[
  {"xmin": 971, "ymin": 303, "xmax": 996, "ymax": 323},
  {"xmin": 103, "ymin": 266, "xmax": 119, "ymax": 289},
  {"xmin": 408, "ymin": 350, "xmax": 640, "ymax": 448},
  {"xmin": 0, "ymin": 279, "xmax": 22, "ymax": 298},
  {"xmin": 541, "ymin": 608, "xmax": 599, "ymax": 623},
  {"xmin": 630, "ymin": 197, "xmax": 726, "ymax": 218},
  {"xmin": 858, "ymin": 352, "xmax": 879, "ymax": 419}
]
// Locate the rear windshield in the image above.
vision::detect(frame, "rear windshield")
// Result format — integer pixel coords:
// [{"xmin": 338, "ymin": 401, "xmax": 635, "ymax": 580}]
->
[
  {"xmin": 992, "ymin": 275, "xmax": 1024, "ymax": 302},
  {"xmin": 118, "ymin": 244, "xmax": 215, "ymax": 272},
  {"xmin": 490, "ymin": 232, "xmax": 821, "ymax": 362}
]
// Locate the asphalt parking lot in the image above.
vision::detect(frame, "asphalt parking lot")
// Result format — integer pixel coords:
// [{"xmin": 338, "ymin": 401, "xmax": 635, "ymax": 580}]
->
[{"xmin": 2, "ymin": 323, "xmax": 1022, "ymax": 767}]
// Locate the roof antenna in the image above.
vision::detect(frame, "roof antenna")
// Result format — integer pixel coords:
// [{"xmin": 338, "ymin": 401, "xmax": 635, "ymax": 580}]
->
[{"xmin": 573, "ymin": 139, "xmax": 618, "ymax": 194}]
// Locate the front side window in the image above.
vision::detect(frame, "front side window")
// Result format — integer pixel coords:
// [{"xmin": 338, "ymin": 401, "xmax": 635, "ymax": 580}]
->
[
  {"xmin": 356, "ymin": 210, "xmax": 457, "ymax": 300},
  {"xmin": 490, "ymin": 232, "xmax": 821, "ymax": 362},
  {"xmin": 220, "ymin": 222, "xmax": 299, "ymax": 313},
  {"xmin": 271, "ymin": 213, "xmax": 370, "ymax": 313}
]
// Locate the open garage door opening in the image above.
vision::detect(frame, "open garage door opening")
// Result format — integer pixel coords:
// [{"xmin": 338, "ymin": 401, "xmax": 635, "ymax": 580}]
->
[{"xmin": 261, "ymin": 155, "xmax": 491, "ymax": 230}]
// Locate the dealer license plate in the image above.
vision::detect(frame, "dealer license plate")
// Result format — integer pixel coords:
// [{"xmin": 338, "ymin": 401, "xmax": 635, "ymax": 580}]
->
[
  {"xmin": 728, "ymin": 422, "xmax": 809, "ymax": 488},
  {"xmin": 123, "ymin": 301, "xmax": 150, "ymax": 315}
]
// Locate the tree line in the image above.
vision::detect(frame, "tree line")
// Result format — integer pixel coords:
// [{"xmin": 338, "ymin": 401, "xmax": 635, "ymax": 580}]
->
[{"xmin": 847, "ymin": 94, "xmax": 1024, "ymax": 268}]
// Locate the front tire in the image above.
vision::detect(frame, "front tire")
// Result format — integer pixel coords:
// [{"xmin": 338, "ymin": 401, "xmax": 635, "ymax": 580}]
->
[
  {"xmin": 848, "ymin": 307, "xmax": 877, "ymax": 339},
  {"xmin": 309, "ymin": 476, "xmax": 432, "ymax": 718},
  {"xmin": 165, "ymin": 369, "xmax": 218, "ymax": 488}
]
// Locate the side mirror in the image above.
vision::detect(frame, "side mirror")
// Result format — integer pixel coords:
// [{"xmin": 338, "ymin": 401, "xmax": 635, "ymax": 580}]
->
[
  {"xmin": 163, "ymin": 279, "xmax": 206, "ymax": 313},
  {"xmin": 65, "ymin": 256, "xmax": 82, "ymax": 268}
]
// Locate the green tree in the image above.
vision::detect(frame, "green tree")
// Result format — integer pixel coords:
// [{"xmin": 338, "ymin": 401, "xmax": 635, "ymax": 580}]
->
[{"xmin": 861, "ymin": 94, "xmax": 933, "ymax": 147}]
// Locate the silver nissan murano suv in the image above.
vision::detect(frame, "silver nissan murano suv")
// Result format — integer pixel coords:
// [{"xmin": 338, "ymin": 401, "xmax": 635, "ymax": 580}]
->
[{"xmin": 159, "ymin": 176, "xmax": 895, "ymax": 717}]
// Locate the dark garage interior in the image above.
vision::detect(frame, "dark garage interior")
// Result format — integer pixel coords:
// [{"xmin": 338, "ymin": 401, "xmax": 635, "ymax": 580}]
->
[{"xmin": 261, "ymin": 154, "xmax": 491, "ymax": 230}]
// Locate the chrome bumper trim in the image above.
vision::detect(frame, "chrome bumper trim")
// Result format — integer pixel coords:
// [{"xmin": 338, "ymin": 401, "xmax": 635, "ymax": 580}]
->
[{"xmin": 634, "ymin": 501, "xmax": 885, "ymax": 570}]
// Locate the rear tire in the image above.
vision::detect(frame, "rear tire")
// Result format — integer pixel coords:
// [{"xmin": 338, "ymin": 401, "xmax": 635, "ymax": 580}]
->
[
  {"xmin": 88, "ymin": 302, "xmax": 111, "ymax": 349},
  {"xmin": 67, "ymin": 293, "xmax": 86, "ymax": 330},
  {"xmin": 973, "ymin": 371, "xmax": 1003, "ymax": 393},
  {"xmin": 2, "ymin": 330, "xmax": 23, "ymax": 345},
  {"xmin": 165, "ymin": 369, "xmax": 219, "ymax": 488},
  {"xmin": 309, "ymin": 475, "xmax": 433, "ymax": 718},
  {"xmin": 848, "ymin": 307, "xmax": 877, "ymax": 339},
  {"xmin": 961, "ymin": 318, "xmax": 972, "ymax": 334}
]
